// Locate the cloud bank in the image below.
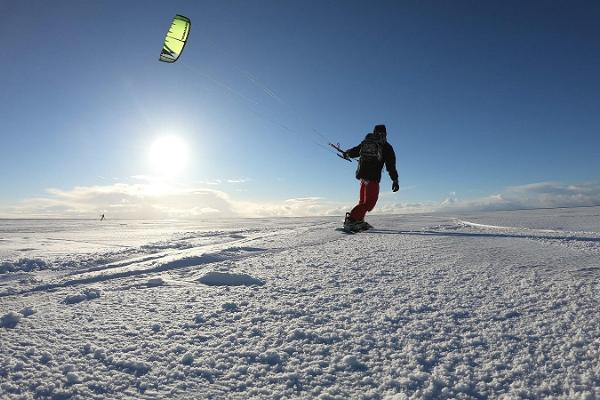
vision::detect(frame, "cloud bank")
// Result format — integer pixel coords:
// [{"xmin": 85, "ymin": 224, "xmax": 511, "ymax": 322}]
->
[
  {"xmin": 0, "ymin": 182, "xmax": 350, "ymax": 219},
  {"xmin": 3, "ymin": 183, "xmax": 237, "ymax": 219},
  {"xmin": 1, "ymin": 181, "xmax": 599, "ymax": 219},
  {"xmin": 437, "ymin": 181, "xmax": 600, "ymax": 212}
]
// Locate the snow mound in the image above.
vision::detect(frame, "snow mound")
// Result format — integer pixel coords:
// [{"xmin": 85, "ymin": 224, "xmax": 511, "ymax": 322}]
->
[
  {"xmin": 0, "ymin": 258, "xmax": 49, "ymax": 273},
  {"xmin": 198, "ymin": 271, "xmax": 265, "ymax": 286},
  {"xmin": 1, "ymin": 307, "xmax": 36, "ymax": 329},
  {"xmin": 222, "ymin": 302, "xmax": 240, "ymax": 312},
  {"xmin": 63, "ymin": 288, "xmax": 102, "ymax": 304},
  {"xmin": 259, "ymin": 350, "xmax": 285, "ymax": 366},
  {"xmin": 141, "ymin": 241, "xmax": 192, "ymax": 252},
  {"xmin": 145, "ymin": 277, "xmax": 165, "ymax": 287},
  {"xmin": 1, "ymin": 311, "xmax": 22, "ymax": 329},
  {"xmin": 20, "ymin": 306, "xmax": 35, "ymax": 316},
  {"xmin": 111, "ymin": 358, "xmax": 151, "ymax": 376},
  {"xmin": 193, "ymin": 313, "xmax": 205, "ymax": 324},
  {"xmin": 340, "ymin": 355, "xmax": 368, "ymax": 371},
  {"xmin": 181, "ymin": 352, "xmax": 194, "ymax": 365}
]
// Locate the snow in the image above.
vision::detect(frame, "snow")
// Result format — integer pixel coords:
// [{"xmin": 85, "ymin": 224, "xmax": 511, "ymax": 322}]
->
[
  {"xmin": 0, "ymin": 311, "xmax": 21, "ymax": 329},
  {"xmin": 1, "ymin": 209, "xmax": 599, "ymax": 399},
  {"xmin": 63, "ymin": 288, "xmax": 102, "ymax": 304},
  {"xmin": 198, "ymin": 271, "xmax": 265, "ymax": 286}
]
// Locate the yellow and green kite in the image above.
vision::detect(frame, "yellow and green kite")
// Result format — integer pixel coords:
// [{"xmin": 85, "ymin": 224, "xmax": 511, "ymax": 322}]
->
[{"xmin": 159, "ymin": 15, "xmax": 191, "ymax": 63}]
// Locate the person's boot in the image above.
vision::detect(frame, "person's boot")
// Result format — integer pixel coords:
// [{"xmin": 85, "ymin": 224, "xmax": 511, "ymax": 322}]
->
[
  {"xmin": 343, "ymin": 212, "xmax": 357, "ymax": 232},
  {"xmin": 353, "ymin": 220, "xmax": 373, "ymax": 231}
]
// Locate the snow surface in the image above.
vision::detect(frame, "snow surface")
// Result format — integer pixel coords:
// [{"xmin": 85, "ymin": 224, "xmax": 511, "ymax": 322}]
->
[{"xmin": 1, "ymin": 209, "xmax": 599, "ymax": 399}]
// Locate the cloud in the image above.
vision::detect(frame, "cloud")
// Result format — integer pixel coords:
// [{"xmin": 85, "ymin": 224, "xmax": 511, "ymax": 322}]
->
[
  {"xmin": 2, "ymin": 183, "xmax": 238, "ymax": 219},
  {"xmin": 369, "ymin": 182, "xmax": 600, "ymax": 215},
  {"xmin": 234, "ymin": 197, "xmax": 347, "ymax": 218},
  {"xmin": 1, "ymin": 183, "xmax": 349, "ymax": 219},
  {"xmin": 196, "ymin": 180, "xmax": 222, "ymax": 186},
  {"xmin": 3, "ymin": 180, "xmax": 599, "ymax": 219},
  {"xmin": 437, "ymin": 181, "xmax": 600, "ymax": 212},
  {"xmin": 226, "ymin": 178, "xmax": 251, "ymax": 184}
]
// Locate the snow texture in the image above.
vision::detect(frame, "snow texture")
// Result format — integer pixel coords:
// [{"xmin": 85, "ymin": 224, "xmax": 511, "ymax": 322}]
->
[
  {"xmin": 63, "ymin": 288, "xmax": 102, "ymax": 304},
  {"xmin": 198, "ymin": 271, "xmax": 265, "ymax": 286},
  {"xmin": 1, "ymin": 209, "xmax": 599, "ymax": 399}
]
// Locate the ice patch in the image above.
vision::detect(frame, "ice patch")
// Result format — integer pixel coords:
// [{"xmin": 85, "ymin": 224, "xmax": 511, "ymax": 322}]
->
[{"xmin": 198, "ymin": 271, "xmax": 265, "ymax": 286}]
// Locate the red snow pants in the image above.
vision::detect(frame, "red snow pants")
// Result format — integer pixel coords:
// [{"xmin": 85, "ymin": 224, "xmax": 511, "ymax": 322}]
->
[{"xmin": 350, "ymin": 180, "xmax": 379, "ymax": 221}]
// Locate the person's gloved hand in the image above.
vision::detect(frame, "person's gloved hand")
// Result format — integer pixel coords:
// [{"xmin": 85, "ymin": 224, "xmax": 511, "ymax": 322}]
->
[{"xmin": 392, "ymin": 180, "xmax": 399, "ymax": 192}]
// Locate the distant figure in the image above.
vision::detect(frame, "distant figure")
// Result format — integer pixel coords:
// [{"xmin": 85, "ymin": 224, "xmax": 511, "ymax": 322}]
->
[
  {"xmin": 342, "ymin": 124, "xmax": 399, "ymax": 232},
  {"xmin": 100, "ymin": 214, "xmax": 105, "ymax": 221}
]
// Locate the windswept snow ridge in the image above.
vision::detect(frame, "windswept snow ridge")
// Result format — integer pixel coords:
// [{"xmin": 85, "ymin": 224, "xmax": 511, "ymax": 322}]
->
[{"xmin": 1, "ymin": 211, "xmax": 599, "ymax": 399}]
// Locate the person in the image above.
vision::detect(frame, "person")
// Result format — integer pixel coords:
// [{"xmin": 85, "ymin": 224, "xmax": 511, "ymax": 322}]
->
[
  {"xmin": 100, "ymin": 214, "xmax": 105, "ymax": 221},
  {"xmin": 342, "ymin": 124, "xmax": 399, "ymax": 232}
]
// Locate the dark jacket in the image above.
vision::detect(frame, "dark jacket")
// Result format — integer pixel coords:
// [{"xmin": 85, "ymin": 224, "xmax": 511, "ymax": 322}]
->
[{"xmin": 346, "ymin": 134, "xmax": 398, "ymax": 183}]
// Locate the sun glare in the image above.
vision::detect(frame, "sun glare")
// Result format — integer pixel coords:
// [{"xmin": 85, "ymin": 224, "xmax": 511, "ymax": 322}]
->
[{"xmin": 149, "ymin": 136, "xmax": 188, "ymax": 176}]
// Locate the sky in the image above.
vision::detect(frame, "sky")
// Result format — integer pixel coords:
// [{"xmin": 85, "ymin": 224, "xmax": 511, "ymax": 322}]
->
[{"xmin": 1, "ymin": 0, "xmax": 599, "ymax": 219}]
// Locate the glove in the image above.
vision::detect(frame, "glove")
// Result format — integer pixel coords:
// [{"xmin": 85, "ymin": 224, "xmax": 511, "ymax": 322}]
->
[{"xmin": 392, "ymin": 180, "xmax": 399, "ymax": 192}]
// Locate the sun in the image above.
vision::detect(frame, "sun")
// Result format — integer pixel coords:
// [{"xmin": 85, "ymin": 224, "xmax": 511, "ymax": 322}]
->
[{"xmin": 149, "ymin": 135, "xmax": 188, "ymax": 176}]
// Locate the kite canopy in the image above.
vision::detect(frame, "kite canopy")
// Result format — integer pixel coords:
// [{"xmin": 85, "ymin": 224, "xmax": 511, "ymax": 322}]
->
[{"xmin": 160, "ymin": 15, "xmax": 191, "ymax": 63}]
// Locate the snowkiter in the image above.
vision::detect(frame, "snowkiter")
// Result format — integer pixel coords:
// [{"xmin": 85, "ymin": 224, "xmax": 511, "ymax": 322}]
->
[{"xmin": 343, "ymin": 124, "xmax": 399, "ymax": 232}]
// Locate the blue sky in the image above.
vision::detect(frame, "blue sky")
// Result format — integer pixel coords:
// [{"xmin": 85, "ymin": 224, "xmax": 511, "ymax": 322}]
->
[{"xmin": 1, "ymin": 1, "xmax": 599, "ymax": 218}]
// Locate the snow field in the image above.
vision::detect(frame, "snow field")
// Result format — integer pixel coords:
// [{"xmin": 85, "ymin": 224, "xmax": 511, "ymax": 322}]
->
[{"xmin": 1, "ymin": 210, "xmax": 599, "ymax": 399}]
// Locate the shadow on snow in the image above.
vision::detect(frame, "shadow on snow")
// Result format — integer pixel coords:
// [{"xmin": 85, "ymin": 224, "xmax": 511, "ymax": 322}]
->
[{"xmin": 366, "ymin": 229, "xmax": 600, "ymax": 243}]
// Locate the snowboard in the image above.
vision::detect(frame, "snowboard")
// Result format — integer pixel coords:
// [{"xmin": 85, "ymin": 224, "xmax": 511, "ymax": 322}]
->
[{"xmin": 337, "ymin": 222, "xmax": 373, "ymax": 234}]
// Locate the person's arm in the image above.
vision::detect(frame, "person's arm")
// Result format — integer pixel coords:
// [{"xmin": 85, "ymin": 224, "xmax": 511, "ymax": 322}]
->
[
  {"xmin": 385, "ymin": 144, "xmax": 399, "ymax": 191},
  {"xmin": 345, "ymin": 144, "xmax": 361, "ymax": 159}
]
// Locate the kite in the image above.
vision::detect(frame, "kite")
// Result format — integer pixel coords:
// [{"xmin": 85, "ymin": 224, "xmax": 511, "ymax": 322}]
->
[{"xmin": 159, "ymin": 15, "xmax": 191, "ymax": 63}]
